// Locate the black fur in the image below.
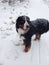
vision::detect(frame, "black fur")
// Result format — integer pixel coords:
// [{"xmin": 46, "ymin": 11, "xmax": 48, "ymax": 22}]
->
[
  {"xmin": 16, "ymin": 16, "xmax": 49, "ymax": 52},
  {"xmin": 16, "ymin": 15, "xmax": 30, "ymax": 32},
  {"xmin": 23, "ymin": 19, "xmax": 49, "ymax": 38}
]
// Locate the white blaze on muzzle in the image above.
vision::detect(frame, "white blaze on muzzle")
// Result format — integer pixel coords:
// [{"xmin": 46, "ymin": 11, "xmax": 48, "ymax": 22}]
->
[{"xmin": 23, "ymin": 20, "xmax": 29, "ymax": 29}]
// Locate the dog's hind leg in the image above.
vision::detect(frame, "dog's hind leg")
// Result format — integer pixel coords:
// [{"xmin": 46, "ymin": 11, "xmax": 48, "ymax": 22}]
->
[{"xmin": 34, "ymin": 33, "xmax": 41, "ymax": 40}]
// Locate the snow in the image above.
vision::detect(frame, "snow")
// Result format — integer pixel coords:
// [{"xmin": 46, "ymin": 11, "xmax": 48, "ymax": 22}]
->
[{"xmin": 0, "ymin": 0, "xmax": 49, "ymax": 65}]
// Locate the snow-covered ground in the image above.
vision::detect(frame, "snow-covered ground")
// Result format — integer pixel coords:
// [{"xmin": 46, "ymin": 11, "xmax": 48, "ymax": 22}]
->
[{"xmin": 0, "ymin": 0, "xmax": 49, "ymax": 65}]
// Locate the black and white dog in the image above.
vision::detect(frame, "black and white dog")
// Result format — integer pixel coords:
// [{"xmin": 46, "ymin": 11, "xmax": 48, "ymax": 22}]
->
[{"xmin": 16, "ymin": 15, "xmax": 49, "ymax": 52}]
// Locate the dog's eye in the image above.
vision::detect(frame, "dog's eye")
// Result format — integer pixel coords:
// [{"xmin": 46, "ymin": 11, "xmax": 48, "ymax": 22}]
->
[{"xmin": 19, "ymin": 24, "xmax": 24, "ymax": 28}]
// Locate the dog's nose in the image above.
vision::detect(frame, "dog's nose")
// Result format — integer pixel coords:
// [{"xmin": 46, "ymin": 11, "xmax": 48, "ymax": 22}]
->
[{"xmin": 26, "ymin": 25, "xmax": 30, "ymax": 28}]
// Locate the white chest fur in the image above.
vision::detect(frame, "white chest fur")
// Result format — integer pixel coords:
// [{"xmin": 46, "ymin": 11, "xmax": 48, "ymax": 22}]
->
[{"xmin": 18, "ymin": 28, "xmax": 25, "ymax": 40}]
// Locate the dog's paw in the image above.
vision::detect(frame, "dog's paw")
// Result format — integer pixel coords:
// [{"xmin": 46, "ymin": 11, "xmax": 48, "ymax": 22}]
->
[{"xmin": 24, "ymin": 46, "xmax": 31, "ymax": 52}]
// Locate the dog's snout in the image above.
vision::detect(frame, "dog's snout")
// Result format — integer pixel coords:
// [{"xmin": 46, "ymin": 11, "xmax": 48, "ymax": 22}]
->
[{"xmin": 26, "ymin": 25, "xmax": 30, "ymax": 28}]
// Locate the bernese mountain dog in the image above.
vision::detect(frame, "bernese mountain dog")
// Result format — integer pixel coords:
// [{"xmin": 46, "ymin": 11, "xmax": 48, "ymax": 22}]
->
[{"xmin": 16, "ymin": 15, "xmax": 49, "ymax": 52}]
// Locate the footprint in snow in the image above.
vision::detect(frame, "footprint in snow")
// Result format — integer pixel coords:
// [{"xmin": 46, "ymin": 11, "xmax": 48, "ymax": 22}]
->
[
  {"xmin": 9, "ymin": 17, "xmax": 13, "ymax": 19},
  {"xmin": 3, "ymin": 7, "xmax": 6, "ymax": 10},
  {"xmin": 10, "ymin": 21, "xmax": 15, "ymax": 25},
  {"xmin": 0, "ymin": 63, "xmax": 2, "ymax": 65}
]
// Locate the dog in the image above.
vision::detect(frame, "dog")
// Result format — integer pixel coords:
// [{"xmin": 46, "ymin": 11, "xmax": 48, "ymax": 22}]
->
[{"xmin": 16, "ymin": 15, "xmax": 49, "ymax": 52}]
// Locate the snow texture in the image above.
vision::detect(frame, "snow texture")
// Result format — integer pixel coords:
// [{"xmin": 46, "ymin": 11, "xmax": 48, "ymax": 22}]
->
[{"xmin": 0, "ymin": 0, "xmax": 49, "ymax": 65}]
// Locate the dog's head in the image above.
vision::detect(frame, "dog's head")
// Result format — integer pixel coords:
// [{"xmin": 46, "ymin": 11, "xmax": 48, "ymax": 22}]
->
[{"xmin": 16, "ymin": 16, "xmax": 30, "ymax": 35}]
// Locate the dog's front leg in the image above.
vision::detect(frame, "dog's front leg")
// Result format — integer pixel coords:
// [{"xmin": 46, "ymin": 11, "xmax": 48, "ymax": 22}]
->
[
  {"xmin": 21, "ymin": 34, "xmax": 31, "ymax": 52},
  {"xmin": 23, "ymin": 38, "xmax": 31, "ymax": 52}
]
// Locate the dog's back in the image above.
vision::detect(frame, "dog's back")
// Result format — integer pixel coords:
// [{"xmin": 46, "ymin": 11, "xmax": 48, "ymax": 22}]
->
[{"xmin": 30, "ymin": 19, "xmax": 49, "ymax": 34}]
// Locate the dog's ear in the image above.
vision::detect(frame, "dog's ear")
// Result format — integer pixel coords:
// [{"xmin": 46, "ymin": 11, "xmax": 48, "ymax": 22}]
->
[
  {"xmin": 16, "ymin": 19, "xmax": 19, "ymax": 28},
  {"xmin": 16, "ymin": 16, "xmax": 22, "ymax": 29},
  {"xmin": 16, "ymin": 16, "xmax": 22, "ymax": 23},
  {"xmin": 16, "ymin": 17, "xmax": 20, "ymax": 32}
]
